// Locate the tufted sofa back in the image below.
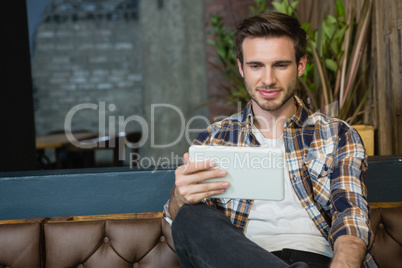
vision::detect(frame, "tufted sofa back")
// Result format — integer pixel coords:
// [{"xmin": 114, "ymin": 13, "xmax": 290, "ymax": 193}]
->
[
  {"xmin": 0, "ymin": 218, "xmax": 42, "ymax": 268},
  {"xmin": 1, "ymin": 208, "xmax": 402, "ymax": 268},
  {"xmin": 0, "ymin": 213, "xmax": 180, "ymax": 268},
  {"xmin": 44, "ymin": 213, "xmax": 179, "ymax": 268},
  {"xmin": 370, "ymin": 206, "xmax": 402, "ymax": 268}
]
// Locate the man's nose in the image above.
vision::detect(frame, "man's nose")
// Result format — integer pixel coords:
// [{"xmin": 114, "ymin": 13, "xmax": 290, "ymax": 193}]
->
[{"xmin": 262, "ymin": 68, "xmax": 276, "ymax": 86}]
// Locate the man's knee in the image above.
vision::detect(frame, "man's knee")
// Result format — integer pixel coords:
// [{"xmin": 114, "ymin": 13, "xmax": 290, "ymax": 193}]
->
[
  {"xmin": 171, "ymin": 203, "xmax": 211, "ymax": 251},
  {"xmin": 172, "ymin": 203, "xmax": 227, "ymax": 239},
  {"xmin": 172, "ymin": 203, "xmax": 208, "ymax": 234}
]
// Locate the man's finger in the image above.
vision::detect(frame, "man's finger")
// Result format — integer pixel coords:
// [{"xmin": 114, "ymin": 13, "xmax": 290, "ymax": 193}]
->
[
  {"xmin": 178, "ymin": 160, "xmax": 216, "ymax": 175},
  {"xmin": 183, "ymin": 152, "xmax": 190, "ymax": 165},
  {"xmin": 192, "ymin": 180, "xmax": 230, "ymax": 194},
  {"xmin": 177, "ymin": 180, "xmax": 229, "ymax": 199},
  {"xmin": 184, "ymin": 188, "xmax": 228, "ymax": 204},
  {"xmin": 176, "ymin": 168, "xmax": 227, "ymax": 186}
]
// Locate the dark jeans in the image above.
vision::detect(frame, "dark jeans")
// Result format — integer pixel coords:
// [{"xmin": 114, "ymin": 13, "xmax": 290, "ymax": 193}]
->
[{"xmin": 172, "ymin": 203, "xmax": 331, "ymax": 268}]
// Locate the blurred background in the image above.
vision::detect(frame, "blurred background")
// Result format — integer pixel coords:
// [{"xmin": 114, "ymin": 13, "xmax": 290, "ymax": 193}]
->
[{"xmin": 0, "ymin": 0, "xmax": 400, "ymax": 172}]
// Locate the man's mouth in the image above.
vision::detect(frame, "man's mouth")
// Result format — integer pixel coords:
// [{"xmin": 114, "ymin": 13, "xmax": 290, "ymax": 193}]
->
[{"xmin": 257, "ymin": 89, "xmax": 281, "ymax": 98}]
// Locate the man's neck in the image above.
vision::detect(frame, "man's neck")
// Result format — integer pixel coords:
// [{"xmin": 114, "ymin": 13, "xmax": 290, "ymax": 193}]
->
[{"xmin": 252, "ymin": 97, "xmax": 297, "ymax": 139}]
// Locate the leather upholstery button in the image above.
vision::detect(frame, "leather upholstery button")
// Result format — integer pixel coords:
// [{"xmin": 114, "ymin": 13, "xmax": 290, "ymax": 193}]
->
[
  {"xmin": 378, "ymin": 223, "xmax": 384, "ymax": 229},
  {"xmin": 133, "ymin": 262, "xmax": 139, "ymax": 268},
  {"xmin": 104, "ymin": 236, "xmax": 110, "ymax": 243},
  {"xmin": 77, "ymin": 264, "xmax": 84, "ymax": 268},
  {"xmin": 160, "ymin": 236, "xmax": 166, "ymax": 243}
]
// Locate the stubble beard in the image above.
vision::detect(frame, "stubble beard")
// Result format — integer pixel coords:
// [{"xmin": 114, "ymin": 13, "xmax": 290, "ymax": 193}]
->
[{"xmin": 244, "ymin": 75, "xmax": 298, "ymax": 112}]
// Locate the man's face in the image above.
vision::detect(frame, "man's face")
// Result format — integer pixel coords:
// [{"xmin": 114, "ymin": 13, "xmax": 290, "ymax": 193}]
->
[{"xmin": 237, "ymin": 37, "xmax": 306, "ymax": 112}]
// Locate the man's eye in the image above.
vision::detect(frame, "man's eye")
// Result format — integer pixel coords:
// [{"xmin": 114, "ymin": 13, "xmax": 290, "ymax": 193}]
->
[
  {"xmin": 275, "ymin": 64, "xmax": 288, "ymax": 69},
  {"xmin": 250, "ymin": 65, "xmax": 260, "ymax": 69}
]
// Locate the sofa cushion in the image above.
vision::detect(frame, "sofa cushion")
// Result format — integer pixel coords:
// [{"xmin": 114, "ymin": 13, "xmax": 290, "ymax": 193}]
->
[
  {"xmin": 0, "ymin": 219, "xmax": 42, "ymax": 268},
  {"xmin": 44, "ymin": 212, "xmax": 180, "ymax": 268},
  {"xmin": 370, "ymin": 207, "xmax": 402, "ymax": 268}
]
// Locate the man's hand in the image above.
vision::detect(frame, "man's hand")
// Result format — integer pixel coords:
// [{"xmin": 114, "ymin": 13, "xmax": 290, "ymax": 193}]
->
[
  {"xmin": 331, "ymin": 235, "xmax": 366, "ymax": 268},
  {"xmin": 168, "ymin": 152, "xmax": 229, "ymax": 219}
]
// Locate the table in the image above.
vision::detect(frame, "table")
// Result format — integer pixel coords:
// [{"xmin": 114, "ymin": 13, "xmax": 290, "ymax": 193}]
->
[
  {"xmin": 35, "ymin": 131, "xmax": 141, "ymax": 169},
  {"xmin": 36, "ymin": 132, "xmax": 98, "ymax": 150},
  {"xmin": 36, "ymin": 132, "xmax": 98, "ymax": 169}
]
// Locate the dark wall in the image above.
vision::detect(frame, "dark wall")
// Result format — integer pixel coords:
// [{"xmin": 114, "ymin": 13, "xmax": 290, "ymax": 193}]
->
[{"xmin": 0, "ymin": 1, "xmax": 36, "ymax": 171}]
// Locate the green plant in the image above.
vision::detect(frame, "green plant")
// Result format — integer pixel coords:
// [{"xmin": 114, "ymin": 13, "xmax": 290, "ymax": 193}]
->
[
  {"xmin": 207, "ymin": 0, "xmax": 373, "ymax": 124},
  {"xmin": 293, "ymin": 0, "xmax": 373, "ymax": 124}
]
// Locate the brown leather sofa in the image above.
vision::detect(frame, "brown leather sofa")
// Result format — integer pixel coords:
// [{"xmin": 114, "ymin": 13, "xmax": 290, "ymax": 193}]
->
[
  {"xmin": 0, "ymin": 207, "xmax": 401, "ymax": 268},
  {"xmin": 0, "ymin": 213, "xmax": 180, "ymax": 268}
]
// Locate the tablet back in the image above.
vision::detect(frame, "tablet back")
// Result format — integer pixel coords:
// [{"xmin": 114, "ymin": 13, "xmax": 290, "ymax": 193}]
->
[{"xmin": 189, "ymin": 145, "xmax": 285, "ymax": 200}]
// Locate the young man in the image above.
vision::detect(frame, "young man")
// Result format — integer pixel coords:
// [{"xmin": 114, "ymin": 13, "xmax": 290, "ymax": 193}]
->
[{"xmin": 163, "ymin": 12, "xmax": 377, "ymax": 268}]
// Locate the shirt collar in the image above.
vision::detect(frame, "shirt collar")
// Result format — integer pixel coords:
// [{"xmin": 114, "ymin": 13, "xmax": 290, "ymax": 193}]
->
[
  {"xmin": 288, "ymin": 95, "xmax": 312, "ymax": 128},
  {"xmin": 241, "ymin": 101, "xmax": 254, "ymax": 127}
]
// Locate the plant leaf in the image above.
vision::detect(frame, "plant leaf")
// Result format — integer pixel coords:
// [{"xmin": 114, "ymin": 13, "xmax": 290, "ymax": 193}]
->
[
  {"xmin": 272, "ymin": 1, "xmax": 286, "ymax": 14},
  {"xmin": 325, "ymin": 59, "xmax": 338, "ymax": 72},
  {"xmin": 335, "ymin": 0, "xmax": 345, "ymax": 17}
]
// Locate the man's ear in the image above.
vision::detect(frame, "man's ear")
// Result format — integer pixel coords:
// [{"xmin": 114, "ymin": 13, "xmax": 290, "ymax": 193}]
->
[
  {"xmin": 237, "ymin": 59, "xmax": 244, "ymax": 78},
  {"xmin": 297, "ymin": 55, "xmax": 307, "ymax": 77}
]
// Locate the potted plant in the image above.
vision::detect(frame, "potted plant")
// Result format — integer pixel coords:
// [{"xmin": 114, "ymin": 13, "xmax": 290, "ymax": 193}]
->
[{"xmin": 207, "ymin": 0, "xmax": 375, "ymax": 154}]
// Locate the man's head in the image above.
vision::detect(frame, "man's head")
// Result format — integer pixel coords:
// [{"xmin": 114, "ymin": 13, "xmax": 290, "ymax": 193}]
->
[
  {"xmin": 234, "ymin": 12, "xmax": 307, "ymax": 115},
  {"xmin": 234, "ymin": 12, "xmax": 306, "ymax": 67}
]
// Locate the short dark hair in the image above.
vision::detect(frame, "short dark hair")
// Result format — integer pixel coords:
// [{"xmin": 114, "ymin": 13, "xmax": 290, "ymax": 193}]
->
[{"xmin": 234, "ymin": 12, "xmax": 307, "ymax": 66}]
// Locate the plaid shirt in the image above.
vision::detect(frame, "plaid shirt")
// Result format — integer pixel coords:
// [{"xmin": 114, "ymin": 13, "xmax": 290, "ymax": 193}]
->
[{"xmin": 164, "ymin": 96, "xmax": 377, "ymax": 267}]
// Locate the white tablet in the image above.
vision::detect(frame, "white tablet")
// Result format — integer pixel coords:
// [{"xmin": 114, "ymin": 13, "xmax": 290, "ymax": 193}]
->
[{"xmin": 189, "ymin": 145, "xmax": 285, "ymax": 200}]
